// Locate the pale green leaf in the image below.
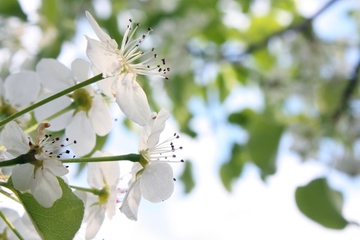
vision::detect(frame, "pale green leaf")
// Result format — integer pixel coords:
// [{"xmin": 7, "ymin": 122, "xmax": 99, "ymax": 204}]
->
[
  {"xmin": 247, "ymin": 114, "xmax": 284, "ymax": 178},
  {"xmin": 9, "ymin": 177, "xmax": 84, "ymax": 240},
  {"xmin": 295, "ymin": 178, "xmax": 348, "ymax": 229}
]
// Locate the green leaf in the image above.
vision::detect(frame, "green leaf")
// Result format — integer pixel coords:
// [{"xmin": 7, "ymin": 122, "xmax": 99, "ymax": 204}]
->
[
  {"xmin": 236, "ymin": 0, "xmax": 253, "ymax": 13},
  {"xmin": 247, "ymin": 114, "xmax": 284, "ymax": 178},
  {"xmin": 247, "ymin": 15, "xmax": 282, "ymax": 43},
  {"xmin": 179, "ymin": 161, "xmax": 195, "ymax": 193},
  {"xmin": 41, "ymin": 0, "xmax": 59, "ymax": 24},
  {"xmin": 295, "ymin": 178, "xmax": 348, "ymax": 229},
  {"xmin": 253, "ymin": 49, "xmax": 276, "ymax": 71},
  {"xmin": 228, "ymin": 108, "xmax": 256, "ymax": 128},
  {"xmin": 9, "ymin": 177, "xmax": 84, "ymax": 240},
  {"xmin": 220, "ymin": 144, "xmax": 247, "ymax": 191},
  {"xmin": 315, "ymin": 80, "xmax": 347, "ymax": 115},
  {"xmin": 0, "ymin": 0, "xmax": 27, "ymax": 20}
]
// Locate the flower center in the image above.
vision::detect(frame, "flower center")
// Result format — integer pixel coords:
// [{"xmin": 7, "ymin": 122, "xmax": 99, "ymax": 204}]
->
[
  {"xmin": 71, "ymin": 88, "xmax": 93, "ymax": 113},
  {"xmin": 24, "ymin": 146, "xmax": 43, "ymax": 167},
  {"xmin": 0, "ymin": 100, "xmax": 17, "ymax": 120},
  {"xmin": 138, "ymin": 154, "xmax": 149, "ymax": 168},
  {"xmin": 97, "ymin": 185, "xmax": 110, "ymax": 205}
]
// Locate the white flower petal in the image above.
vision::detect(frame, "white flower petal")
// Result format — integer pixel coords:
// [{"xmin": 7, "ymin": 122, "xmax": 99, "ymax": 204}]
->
[
  {"xmin": 71, "ymin": 58, "xmax": 91, "ymax": 82},
  {"xmin": 97, "ymin": 75, "xmax": 117, "ymax": 97},
  {"xmin": 74, "ymin": 190, "xmax": 87, "ymax": 206},
  {"xmin": 127, "ymin": 163, "xmax": 143, "ymax": 188},
  {"xmin": 141, "ymin": 162, "xmax": 174, "ymax": 203},
  {"xmin": 42, "ymin": 159, "xmax": 69, "ymax": 176},
  {"xmin": 0, "ymin": 209, "xmax": 18, "ymax": 237},
  {"xmin": 34, "ymin": 94, "xmax": 73, "ymax": 131},
  {"xmin": 115, "ymin": 73, "xmax": 151, "ymax": 126},
  {"xmin": 147, "ymin": 108, "xmax": 170, "ymax": 150},
  {"xmin": 83, "ymin": 194, "xmax": 98, "ymax": 221},
  {"xmin": 12, "ymin": 164, "xmax": 34, "ymax": 191},
  {"xmin": 1, "ymin": 121, "xmax": 30, "ymax": 156},
  {"xmin": 88, "ymin": 94, "xmax": 112, "ymax": 136},
  {"xmin": 106, "ymin": 185, "xmax": 118, "ymax": 219},
  {"xmin": 86, "ymin": 37, "xmax": 121, "ymax": 78},
  {"xmin": 138, "ymin": 112, "xmax": 157, "ymax": 151},
  {"xmin": 85, "ymin": 204, "xmax": 105, "ymax": 240},
  {"xmin": 66, "ymin": 111, "xmax": 96, "ymax": 156},
  {"xmin": 14, "ymin": 212, "xmax": 39, "ymax": 240},
  {"xmin": 36, "ymin": 59, "xmax": 75, "ymax": 92},
  {"xmin": 0, "ymin": 78, "xmax": 5, "ymax": 97},
  {"xmin": 87, "ymin": 163, "xmax": 104, "ymax": 190},
  {"xmin": 120, "ymin": 179, "xmax": 141, "ymax": 221},
  {"xmin": 87, "ymin": 159, "xmax": 119, "ymax": 188},
  {"xmin": 85, "ymin": 11, "xmax": 117, "ymax": 49},
  {"xmin": 30, "ymin": 168, "xmax": 62, "ymax": 208},
  {"xmin": 4, "ymin": 71, "xmax": 40, "ymax": 109}
]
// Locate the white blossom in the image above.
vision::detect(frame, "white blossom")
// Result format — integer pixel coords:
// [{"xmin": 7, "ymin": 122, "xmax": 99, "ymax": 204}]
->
[
  {"xmin": 0, "ymin": 208, "xmax": 39, "ymax": 240},
  {"xmin": 82, "ymin": 151, "xmax": 119, "ymax": 239},
  {"xmin": 85, "ymin": 11, "xmax": 170, "ymax": 125},
  {"xmin": 34, "ymin": 58, "xmax": 112, "ymax": 156},
  {"xmin": 0, "ymin": 121, "xmax": 70, "ymax": 208},
  {"xmin": 0, "ymin": 72, "xmax": 40, "ymax": 122},
  {"xmin": 120, "ymin": 108, "xmax": 182, "ymax": 220}
]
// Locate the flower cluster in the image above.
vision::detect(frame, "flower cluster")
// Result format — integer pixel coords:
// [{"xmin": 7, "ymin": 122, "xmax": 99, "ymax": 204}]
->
[{"xmin": 0, "ymin": 10, "xmax": 182, "ymax": 240}]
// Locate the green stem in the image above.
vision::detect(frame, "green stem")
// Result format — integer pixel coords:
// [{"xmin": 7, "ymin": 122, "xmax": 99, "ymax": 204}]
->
[
  {"xmin": 69, "ymin": 185, "xmax": 95, "ymax": 194},
  {"xmin": 0, "ymin": 189, "xmax": 20, "ymax": 203},
  {"xmin": 0, "ymin": 209, "xmax": 25, "ymax": 240},
  {"xmin": 0, "ymin": 74, "xmax": 103, "ymax": 128},
  {"xmin": 0, "ymin": 156, "xmax": 26, "ymax": 168},
  {"xmin": 24, "ymin": 104, "xmax": 75, "ymax": 134},
  {"xmin": 61, "ymin": 154, "xmax": 141, "ymax": 164},
  {"xmin": 0, "ymin": 154, "xmax": 140, "ymax": 168},
  {"xmin": 0, "ymin": 181, "xmax": 10, "ymax": 188}
]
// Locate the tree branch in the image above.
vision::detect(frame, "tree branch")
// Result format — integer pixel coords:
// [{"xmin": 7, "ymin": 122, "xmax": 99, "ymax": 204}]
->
[
  {"xmin": 332, "ymin": 52, "xmax": 360, "ymax": 122},
  {"xmin": 236, "ymin": 0, "xmax": 341, "ymax": 58}
]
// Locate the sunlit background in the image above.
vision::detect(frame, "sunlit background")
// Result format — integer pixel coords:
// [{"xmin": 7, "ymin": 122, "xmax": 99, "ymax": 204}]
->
[{"xmin": 1, "ymin": 0, "xmax": 360, "ymax": 239}]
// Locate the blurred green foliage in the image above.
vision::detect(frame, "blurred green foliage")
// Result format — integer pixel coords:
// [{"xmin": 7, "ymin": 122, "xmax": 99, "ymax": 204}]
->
[
  {"xmin": 296, "ymin": 178, "xmax": 349, "ymax": 229},
  {"xmin": 1, "ymin": 0, "xmax": 359, "ymax": 230}
]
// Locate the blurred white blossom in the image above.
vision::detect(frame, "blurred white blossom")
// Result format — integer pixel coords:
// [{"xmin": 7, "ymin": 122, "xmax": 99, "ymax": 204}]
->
[
  {"xmin": 0, "ymin": 72, "xmax": 40, "ymax": 122},
  {"xmin": 82, "ymin": 151, "xmax": 120, "ymax": 239},
  {"xmin": 0, "ymin": 208, "xmax": 39, "ymax": 240}
]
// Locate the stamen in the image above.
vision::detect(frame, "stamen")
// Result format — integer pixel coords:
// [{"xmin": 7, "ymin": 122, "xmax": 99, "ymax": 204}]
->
[
  {"xmin": 146, "ymin": 133, "xmax": 183, "ymax": 163},
  {"xmin": 35, "ymin": 132, "xmax": 77, "ymax": 160},
  {"xmin": 111, "ymin": 18, "xmax": 170, "ymax": 80}
]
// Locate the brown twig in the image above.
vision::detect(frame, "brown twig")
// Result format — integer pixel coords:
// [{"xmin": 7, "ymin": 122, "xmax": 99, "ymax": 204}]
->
[{"xmin": 332, "ymin": 53, "xmax": 360, "ymax": 121}]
